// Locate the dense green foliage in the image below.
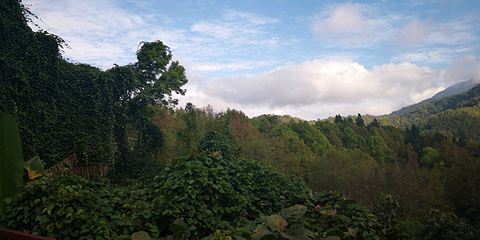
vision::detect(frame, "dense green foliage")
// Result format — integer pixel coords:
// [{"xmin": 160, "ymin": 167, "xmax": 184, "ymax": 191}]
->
[
  {"xmin": 250, "ymin": 193, "xmax": 381, "ymax": 240},
  {"xmin": 1, "ymin": 0, "xmax": 68, "ymax": 165},
  {"xmin": 0, "ymin": 176, "xmax": 156, "ymax": 239},
  {"xmin": 419, "ymin": 209, "xmax": 479, "ymax": 240},
  {"xmin": 1, "ymin": 154, "xmax": 387, "ymax": 239},
  {"xmin": 149, "ymin": 153, "xmax": 313, "ymax": 238},
  {"xmin": 153, "ymin": 105, "xmax": 480, "ymax": 234},
  {"xmin": 197, "ymin": 131, "xmax": 233, "ymax": 159}
]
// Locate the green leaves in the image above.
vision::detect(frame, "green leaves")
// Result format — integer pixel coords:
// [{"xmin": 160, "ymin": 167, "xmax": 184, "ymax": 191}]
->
[
  {"xmin": 266, "ymin": 215, "xmax": 288, "ymax": 232},
  {"xmin": 169, "ymin": 218, "xmax": 196, "ymax": 238},
  {"xmin": 0, "ymin": 176, "xmax": 157, "ymax": 239},
  {"xmin": 131, "ymin": 231, "xmax": 151, "ymax": 240},
  {"xmin": 281, "ymin": 204, "xmax": 307, "ymax": 220},
  {"xmin": 420, "ymin": 209, "xmax": 479, "ymax": 240},
  {"xmin": 24, "ymin": 156, "xmax": 45, "ymax": 180},
  {"xmin": 0, "ymin": 112, "xmax": 24, "ymax": 215},
  {"xmin": 197, "ymin": 131, "xmax": 232, "ymax": 159},
  {"xmin": 132, "ymin": 40, "xmax": 188, "ymax": 108},
  {"xmin": 252, "ymin": 206, "xmax": 313, "ymax": 240},
  {"xmin": 1, "ymin": 154, "xmax": 388, "ymax": 239},
  {"xmin": 149, "ymin": 153, "xmax": 314, "ymax": 238},
  {"xmin": 250, "ymin": 197, "xmax": 382, "ymax": 240}
]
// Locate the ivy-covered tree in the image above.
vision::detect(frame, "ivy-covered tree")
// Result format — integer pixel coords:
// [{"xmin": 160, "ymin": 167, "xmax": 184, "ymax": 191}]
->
[
  {"xmin": 105, "ymin": 41, "xmax": 188, "ymax": 181},
  {"xmin": 108, "ymin": 40, "xmax": 187, "ymax": 155},
  {"xmin": 0, "ymin": 0, "xmax": 117, "ymax": 166},
  {"xmin": 1, "ymin": 1, "xmax": 187, "ymax": 170}
]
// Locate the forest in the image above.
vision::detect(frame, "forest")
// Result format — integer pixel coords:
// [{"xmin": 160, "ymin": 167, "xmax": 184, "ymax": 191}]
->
[{"xmin": 1, "ymin": 0, "xmax": 480, "ymax": 239}]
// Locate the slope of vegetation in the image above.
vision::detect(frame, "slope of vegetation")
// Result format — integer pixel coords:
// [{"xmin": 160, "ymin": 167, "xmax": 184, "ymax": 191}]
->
[
  {"xmin": 388, "ymin": 79, "xmax": 477, "ymax": 118},
  {"xmin": 385, "ymin": 84, "xmax": 480, "ymax": 131},
  {"xmin": 1, "ymin": 0, "xmax": 480, "ymax": 239}
]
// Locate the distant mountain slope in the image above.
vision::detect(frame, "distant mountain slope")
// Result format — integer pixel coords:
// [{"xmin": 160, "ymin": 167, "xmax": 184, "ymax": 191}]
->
[
  {"xmin": 389, "ymin": 79, "xmax": 477, "ymax": 117},
  {"xmin": 431, "ymin": 79, "xmax": 477, "ymax": 100},
  {"xmin": 385, "ymin": 84, "xmax": 480, "ymax": 139},
  {"xmin": 410, "ymin": 83, "xmax": 479, "ymax": 118},
  {"xmin": 423, "ymin": 101, "xmax": 480, "ymax": 139}
]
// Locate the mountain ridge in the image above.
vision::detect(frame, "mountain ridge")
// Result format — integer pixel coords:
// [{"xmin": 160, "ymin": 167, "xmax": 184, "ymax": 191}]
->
[{"xmin": 389, "ymin": 79, "xmax": 477, "ymax": 117}]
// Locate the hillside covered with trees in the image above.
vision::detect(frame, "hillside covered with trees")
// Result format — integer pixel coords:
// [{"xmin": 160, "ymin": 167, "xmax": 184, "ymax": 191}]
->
[
  {"xmin": 385, "ymin": 84, "xmax": 480, "ymax": 140},
  {"xmin": 1, "ymin": 0, "xmax": 480, "ymax": 239}
]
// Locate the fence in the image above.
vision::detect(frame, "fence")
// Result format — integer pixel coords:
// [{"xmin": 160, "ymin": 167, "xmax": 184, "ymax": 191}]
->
[{"xmin": 0, "ymin": 228, "xmax": 54, "ymax": 240}]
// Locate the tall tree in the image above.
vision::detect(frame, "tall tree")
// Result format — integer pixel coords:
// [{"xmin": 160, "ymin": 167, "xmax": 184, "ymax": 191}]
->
[
  {"xmin": 356, "ymin": 113, "xmax": 365, "ymax": 127},
  {"xmin": 367, "ymin": 118, "xmax": 381, "ymax": 129},
  {"xmin": 334, "ymin": 114, "xmax": 344, "ymax": 124},
  {"xmin": 108, "ymin": 41, "xmax": 188, "ymax": 174}
]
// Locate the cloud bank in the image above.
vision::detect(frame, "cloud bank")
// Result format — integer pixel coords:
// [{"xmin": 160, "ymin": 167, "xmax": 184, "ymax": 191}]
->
[{"xmin": 180, "ymin": 57, "xmax": 480, "ymax": 120}]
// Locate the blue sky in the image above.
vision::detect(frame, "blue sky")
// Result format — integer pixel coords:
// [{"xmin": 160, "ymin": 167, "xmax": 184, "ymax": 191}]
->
[{"xmin": 24, "ymin": 0, "xmax": 480, "ymax": 120}]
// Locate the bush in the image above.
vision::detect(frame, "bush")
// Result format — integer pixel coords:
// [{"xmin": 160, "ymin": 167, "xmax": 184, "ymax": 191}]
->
[
  {"xmin": 303, "ymin": 191, "xmax": 381, "ymax": 240},
  {"xmin": 148, "ymin": 153, "xmax": 312, "ymax": 238},
  {"xmin": 419, "ymin": 209, "xmax": 479, "ymax": 240},
  {"xmin": 0, "ymin": 176, "xmax": 158, "ymax": 239}
]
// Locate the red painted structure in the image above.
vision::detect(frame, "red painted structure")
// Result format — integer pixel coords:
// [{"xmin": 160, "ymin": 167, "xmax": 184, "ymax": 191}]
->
[{"xmin": 0, "ymin": 228, "xmax": 54, "ymax": 240}]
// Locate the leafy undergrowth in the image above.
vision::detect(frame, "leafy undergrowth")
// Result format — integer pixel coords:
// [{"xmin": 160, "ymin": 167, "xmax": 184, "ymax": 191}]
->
[
  {"xmin": 0, "ymin": 176, "xmax": 154, "ymax": 239},
  {"xmin": 2, "ymin": 153, "xmax": 474, "ymax": 239},
  {"xmin": 149, "ymin": 153, "xmax": 314, "ymax": 238}
]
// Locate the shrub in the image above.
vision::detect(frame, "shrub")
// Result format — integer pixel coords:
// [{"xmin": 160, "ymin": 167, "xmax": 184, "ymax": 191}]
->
[
  {"xmin": 148, "ymin": 153, "xmax": 312, "ymax": 238},
  {"xmin": 419, "ymin": 209, "xmax": 479, "ymax": 240},
  {"xmin": 0, "ymin": 176, "xmax": 158, "ymax": 239}
]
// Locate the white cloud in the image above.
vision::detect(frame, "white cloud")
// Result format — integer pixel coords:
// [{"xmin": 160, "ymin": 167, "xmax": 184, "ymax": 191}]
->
[
  {"xmin": 397, "ymin": 20, "xmax": 433, "ymax": 47},
  {"xmin": 395, "ymin": 17, "xmax": 476, "ymax": 48},
  {"xmin": 310, "ymin": 3, "xmax": 394, "ymax": 48},
  {"xmin": 189, "ymin": 9, "xmax": 278, "ymax": 40},
  {"xmin": 310, "ymin": 2, "xmax": 479, "ymax": 60},
  {"xmin": 474, "ymin": 63, "xmax": 480, "ymax": 83},
  {"xmin": 428, "ymin": 16, "xmax": 477, "ymax": 46},
  {"xmin": 192, "ymin": 59, "xmax": 278, "ymax": 72},
  {"xmin": 180, "ymin": 59, "xmax": 448, "ymax": 119},
  {"xmin": 439, "ymin": 55, "xmax": 479, "ymax": 84},
  {"xmin": 311, "ymin": 3, "xmax": 369, "ymax": 36},
  {"xmin": 223, "ymin": 9, "xmax": 279, "ymax": 25},
  {"xmin": 189, "ymin": 9, "xmax": 281, "ymax": 56}
]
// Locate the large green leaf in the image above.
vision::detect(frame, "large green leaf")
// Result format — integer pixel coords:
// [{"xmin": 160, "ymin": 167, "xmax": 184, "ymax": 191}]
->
[
  {"xmin": 24, "ymin": 156, "xmax": 45, "ymax": 180},
  {"xmin": 131, "ymin": 231, "xmax": 151, "ymax": 240},
  {"xmin": 0, "ymin": 112, "xmax": 24, "ymax": 214},
  {"xmin": 266, "ymin": 215, "xmax": 288, "ymax": 232},
  {"xmin": 281, "ymin": 204, "xmax": 307, "ymax": 220}
]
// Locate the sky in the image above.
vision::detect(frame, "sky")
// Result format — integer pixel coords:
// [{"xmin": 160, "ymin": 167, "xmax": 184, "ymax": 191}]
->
[{"xmin": 23, "ymin": 0, "xmax": 480, "ymax": 120}]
